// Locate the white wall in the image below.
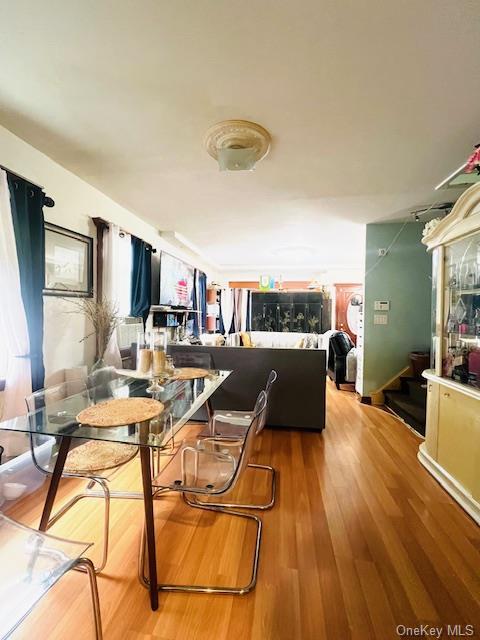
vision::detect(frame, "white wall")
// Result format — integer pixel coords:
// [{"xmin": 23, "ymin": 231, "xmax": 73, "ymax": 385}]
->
[{"xmin": 0, "ymin": 124, "xmax": 219, "ymax": 377}]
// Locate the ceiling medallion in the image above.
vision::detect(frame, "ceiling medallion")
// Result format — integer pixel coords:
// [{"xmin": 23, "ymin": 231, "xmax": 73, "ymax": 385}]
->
[{"xmin": 204, "ymin": 119, "xmax": 271, "ymax": 171}]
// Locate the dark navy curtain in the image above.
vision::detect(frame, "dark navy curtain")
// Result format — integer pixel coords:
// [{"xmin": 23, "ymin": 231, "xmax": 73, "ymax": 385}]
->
[
  {"xmin": 8, "ymin": 175, "xmax": 45, "ymax": 391},
  {"xmin": 192, "ymin": 270, "xmax": 207, "ymax": 336},
  {"xmin": 192, "ymin": 269, "xmax": 200, "ymax": 336},
  {"xmin": 131, "ymin": 237, "xmax": 152, "ymax": 326},
  {"xmin": 218, "ymin": 294, "xmax": 225, "ymax": 334},
  {"xmin": 199, "ymin": 271, "xmax": 207, "ymax": 334},
  {"xmin": 246, "ymin": 290, "xmax": 252, "ymax": 331}
]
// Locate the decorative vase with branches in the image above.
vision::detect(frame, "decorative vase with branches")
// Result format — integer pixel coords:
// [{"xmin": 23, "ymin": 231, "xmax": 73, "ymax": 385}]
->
[{"xmin": 65, "ymin": 297, "xmax": 119, "ymax": 370}]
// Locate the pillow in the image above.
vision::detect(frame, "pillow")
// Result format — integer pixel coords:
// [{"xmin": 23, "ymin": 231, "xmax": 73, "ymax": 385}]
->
[{"xmin": 240, "ymin": 332, "xmax": 253, "ymax": 348}]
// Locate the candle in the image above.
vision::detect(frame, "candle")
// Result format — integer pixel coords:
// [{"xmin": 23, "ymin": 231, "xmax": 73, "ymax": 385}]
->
[
  {"xmin": 137, "ymin": 348, "xmax": 152, "ymax": 374},
  {"xmin": 152, "ymin": 350, "xmax": 166, "ymax": 375}
]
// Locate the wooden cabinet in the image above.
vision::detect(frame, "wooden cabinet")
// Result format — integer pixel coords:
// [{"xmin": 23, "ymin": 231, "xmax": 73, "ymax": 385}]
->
[
  {"xmin": 421, "ymin": 182, "xmax": 480, "ymax": 524},
  {"xmin": 436, "ymin": 387, "xmax": 479, "ymax": 495},
  {"xmin": 424, "ymin": 381, "xmax": 439, "ymax": 459}
]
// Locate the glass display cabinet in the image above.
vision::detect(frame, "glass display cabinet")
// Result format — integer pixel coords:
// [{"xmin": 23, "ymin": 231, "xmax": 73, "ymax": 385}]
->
[
  {"xmin": 421, "ymin": 182, "xmax": 480, "ymax": 526},
  {"xmin": 251, "ymin": 291, "xmax": 331, "ymax": 334},
  {"xmin": 442, "ymin": 235, "xmax": 480, "ymax": 387}
]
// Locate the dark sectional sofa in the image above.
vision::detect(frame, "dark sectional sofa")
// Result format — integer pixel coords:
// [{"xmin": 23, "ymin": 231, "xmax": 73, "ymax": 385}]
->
[{"xmin": 167, "ymin": 344, "xmax": 326, "ymax": 431}]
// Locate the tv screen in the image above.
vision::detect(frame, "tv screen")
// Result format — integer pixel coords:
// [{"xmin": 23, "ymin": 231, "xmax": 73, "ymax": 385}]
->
[{"xmin": 159, "ymin": 252, "xmax": 195, "ymax": 308}]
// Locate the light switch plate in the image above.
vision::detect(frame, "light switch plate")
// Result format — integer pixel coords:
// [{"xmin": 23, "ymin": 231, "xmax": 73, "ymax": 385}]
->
[
  {"xmin": 374, "ymin": 300, "xmax": 390, "ymax": 311},
  {"xmin": 374, "ymin": 314, "xmax": 388, "ymax": 325}
]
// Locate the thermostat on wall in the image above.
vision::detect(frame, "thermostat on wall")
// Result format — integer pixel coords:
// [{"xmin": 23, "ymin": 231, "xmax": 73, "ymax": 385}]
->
[{"xmin": 374, "ymin": 300, "xmax": 390, "ymax": 311}]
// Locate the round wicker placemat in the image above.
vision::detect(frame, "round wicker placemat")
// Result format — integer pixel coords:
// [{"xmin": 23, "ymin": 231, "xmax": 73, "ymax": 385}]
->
[
  {"xmin": 64, "ymin": 441, "xmax": 139, "ymax": 473},
  {"xmin": 173, "ymin": 367, "xmax": 210, "ymax": 381},
  {"xmin": 77, "ymin": 398, "xmax": 164, "ymax": 428}
]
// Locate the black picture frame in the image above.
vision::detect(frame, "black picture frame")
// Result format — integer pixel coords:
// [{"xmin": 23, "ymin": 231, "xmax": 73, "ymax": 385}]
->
[{"xmin": 43, "ymin": 222, "xmax": 93, "ymax": 297}]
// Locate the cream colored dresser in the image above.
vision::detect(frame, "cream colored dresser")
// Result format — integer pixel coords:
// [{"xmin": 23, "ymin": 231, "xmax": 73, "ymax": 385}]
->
[{"xmin": 420, "ymin": 182, "xmax": 480, "ymax": 525}]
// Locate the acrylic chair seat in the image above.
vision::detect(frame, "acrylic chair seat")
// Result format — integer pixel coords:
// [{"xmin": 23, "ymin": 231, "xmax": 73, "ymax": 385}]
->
[
  {"xmin": 152, "ymin": 435, "xmax": 243, "ymax": 493},
  {"xmin": 0, "ymin": 513, "xmax": 102, "ymax": 639}
]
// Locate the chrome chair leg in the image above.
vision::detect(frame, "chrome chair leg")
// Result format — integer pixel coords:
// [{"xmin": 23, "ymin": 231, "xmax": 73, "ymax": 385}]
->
[
  {"xmin": 73, "ymin": 557, "xmax": 103, "ymax": 640},
  {"xmin": 195, "ymin": 463, "xmax": 276, "ymax": 511},
  {"xmin": 138, "ymin": 493, "xmax": 262, "ymax": 595}
]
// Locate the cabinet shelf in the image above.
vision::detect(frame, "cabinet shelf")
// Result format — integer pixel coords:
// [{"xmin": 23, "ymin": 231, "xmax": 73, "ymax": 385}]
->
[{"xmin": 446, "ymin": 287, "xmax": 480, "ymax": 295}]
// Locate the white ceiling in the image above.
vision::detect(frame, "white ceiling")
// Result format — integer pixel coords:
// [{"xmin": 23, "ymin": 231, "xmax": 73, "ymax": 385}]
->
[{"xmin": 1, "ymin": 1, "xmax": 479, "ymax": 276}]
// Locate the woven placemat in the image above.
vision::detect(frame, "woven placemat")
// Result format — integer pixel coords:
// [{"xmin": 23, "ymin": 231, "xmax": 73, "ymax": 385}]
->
[
  {"xmin": 77, "ymin": 398, "xmax": 163, "ymax": 427},
  {"xmin": 173, "ymin": 367, "xmax": 210, "ymax": 381},
  {"xmin": 64, "ymin": 441, "xmax": 138, "ymax": 473}
]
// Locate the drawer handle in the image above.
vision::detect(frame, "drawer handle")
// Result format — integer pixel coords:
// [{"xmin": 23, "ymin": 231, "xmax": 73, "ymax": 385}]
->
[
  {"xmin": 443, "ymin": 392, "xmax": 450, "ymax": 398},
  {"xmin": 428, "ymin": 384, "xmax": 433, "ymax": 391}
]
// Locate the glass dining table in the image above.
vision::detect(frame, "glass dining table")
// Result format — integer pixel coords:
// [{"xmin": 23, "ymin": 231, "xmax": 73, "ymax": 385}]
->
[{"xmin": 0, "ymin": 369, "xmax": 231, "ymax": 611}]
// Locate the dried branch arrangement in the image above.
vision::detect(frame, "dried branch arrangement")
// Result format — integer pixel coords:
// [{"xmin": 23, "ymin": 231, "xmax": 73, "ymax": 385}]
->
[{"xmin": 64, "ymin": 297, "xmax": 119, "ymax": 359}]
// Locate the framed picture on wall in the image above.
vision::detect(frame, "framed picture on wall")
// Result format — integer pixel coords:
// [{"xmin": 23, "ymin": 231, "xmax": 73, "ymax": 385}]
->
[{"xmin": 44, "ymin": 222, "xmax": 93, "ymax": 297}]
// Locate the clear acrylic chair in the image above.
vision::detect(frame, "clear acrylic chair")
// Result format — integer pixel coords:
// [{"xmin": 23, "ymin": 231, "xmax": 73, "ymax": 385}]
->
[
  {"xmin": 138, "ymin": 391, "xmax": 267, "ymax": 595},
  {"xmin": 199, "ymin": 370, "xmax": 278, "ymax": 510},
  {"xmin": 0, "ymin": 513, "xmax": 102, "ymax": 639},
  {"xmin": 25, "ymin": 376, "xmax": 138, "ymax": 573}
]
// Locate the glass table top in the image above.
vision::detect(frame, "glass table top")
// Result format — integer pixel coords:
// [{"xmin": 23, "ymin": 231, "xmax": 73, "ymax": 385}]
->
[{"xmin": 0, "ymin": 370, "xmax": 231, "ymax": 448}]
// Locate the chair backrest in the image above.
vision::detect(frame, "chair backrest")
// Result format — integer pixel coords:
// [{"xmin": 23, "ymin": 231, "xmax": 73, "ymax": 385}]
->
[
  {"xmin": 172, "ymin": 351, "xmax": 213, "ymax": 369},
  {"xmin": 265, "ymin": 369, "xmax": 278, "ymax": 395},
  {"xmin": 25, "ymin": 380, "xmax": 87, "ymax": 413},
  {"xmin": 86, "ymin": 366, "xmax": 119, "ymax": 402},
  {"xmin": 227, "ymin": 390, "xmax": 267, "ymax": 493},
  {"xmin": 255, "ymin": 369, "xmax": 278, "ymax": 435},
  {"xmin": 0, "ymin": 513, "xmax": 91, "ymax": 640},
  {"xmin": 25, "ymin": 380, "xmax": 88, "ymax": 474},
  {"xmin": 176, "ymin": 390, "xmax": 267, "ymax": 497}
]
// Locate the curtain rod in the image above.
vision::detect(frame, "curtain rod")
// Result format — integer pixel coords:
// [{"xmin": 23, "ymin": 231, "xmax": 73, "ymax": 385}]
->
[
  {"xmin": 92, "ymin": 217, "xmax": 157, "ymax": 252},
  {"xmin": 0, "ymin": 163, "xmax": 55, "ymax": 207},
  {"xmin": 0, "ymin": 163, "xmax": 44, "ymax": 189}
]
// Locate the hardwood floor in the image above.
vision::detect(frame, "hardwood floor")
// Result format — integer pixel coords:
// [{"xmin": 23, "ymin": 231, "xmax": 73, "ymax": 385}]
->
[{"xmin": 7, "ymin": 381, "xmax": 480, "ymax": 639}]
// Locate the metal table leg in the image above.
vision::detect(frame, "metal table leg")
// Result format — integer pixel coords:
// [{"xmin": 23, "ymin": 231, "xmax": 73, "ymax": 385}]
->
[
  {"xmin": 140, "ymin": 445, "xmax": 158, "ymax": 611},
  {"xmin": 206, "ymin": 398, "xmax": 214, "ymax": 435},
  {"xmin": 39, "ymin": 435, "xmax": 72, "ymax": 531}
]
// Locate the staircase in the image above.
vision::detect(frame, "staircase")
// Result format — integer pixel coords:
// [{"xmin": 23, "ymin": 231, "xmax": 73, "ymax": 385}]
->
[{"xmin": 383, "ymin": 377, "xmax": 427, "ymax": 436}]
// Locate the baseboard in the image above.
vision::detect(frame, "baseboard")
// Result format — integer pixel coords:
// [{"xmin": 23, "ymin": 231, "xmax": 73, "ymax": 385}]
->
[{"xmin": 418, "ymin": 443, "xmax": 480, "ymax": 526}]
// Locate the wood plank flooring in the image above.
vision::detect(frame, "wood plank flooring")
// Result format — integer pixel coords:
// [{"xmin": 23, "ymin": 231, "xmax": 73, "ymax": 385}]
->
[{"xmin": 7, "ymin": 381, "xmax": 480, "ymax": 640}]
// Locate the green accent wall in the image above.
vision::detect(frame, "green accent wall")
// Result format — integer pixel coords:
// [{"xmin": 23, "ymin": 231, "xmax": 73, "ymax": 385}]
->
[{"xmin": 362, "ymin": 222, "xmax": 432, "ymax": 396}]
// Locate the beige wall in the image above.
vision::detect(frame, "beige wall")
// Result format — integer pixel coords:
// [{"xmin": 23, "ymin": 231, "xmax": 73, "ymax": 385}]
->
[{"xmin": 0, "ymin": 124, "xmax": 218, "ymax": 378}]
